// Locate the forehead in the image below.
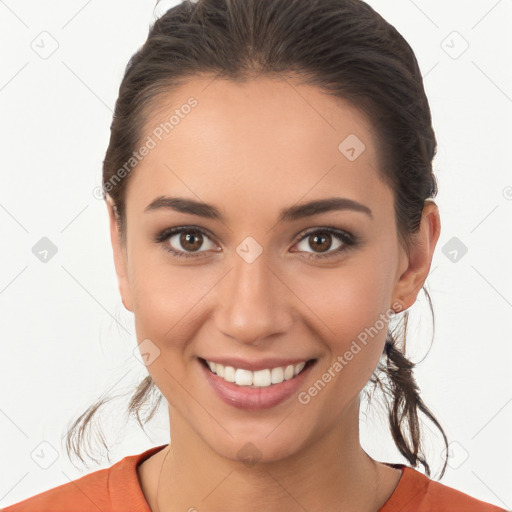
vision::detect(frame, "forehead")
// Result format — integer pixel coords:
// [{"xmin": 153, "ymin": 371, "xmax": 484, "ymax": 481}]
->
[{"xmin": 126, "ymin": 76, "xmax": 391, "ymax": 219}]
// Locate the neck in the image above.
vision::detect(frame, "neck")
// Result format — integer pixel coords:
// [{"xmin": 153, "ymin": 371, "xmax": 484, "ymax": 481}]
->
[{"xmin": 153, "ymin": 397, "xmax": 397, "ymax": 512}]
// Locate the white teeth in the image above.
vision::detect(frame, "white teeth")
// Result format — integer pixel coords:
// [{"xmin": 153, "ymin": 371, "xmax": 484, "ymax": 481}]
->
[
  {"xmin": 205, "ymin": 359, "xmax": 310, "ymax": 388},
  {"xmin": 235, "ymin": 369, "xmax": 253, "ymax": 386},
  {"xmin": 295, "ymin": 361, "xmax": 306, "ymax": 374},
  {"xmin": 253, "ymin": 369, "xmax": 271, "ymax": 387},
  {"xmin": 271, "ymin": 366, "xmax": 284, "ymax": 384},
  {"xmin": 224, "ymin": 366, "xmax": 235, "ymax": 382}
]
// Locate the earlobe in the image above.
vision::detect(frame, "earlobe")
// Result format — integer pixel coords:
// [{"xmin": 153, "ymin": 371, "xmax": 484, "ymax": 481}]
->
[
  {"xmin": 106, "ymin": 195, "xmax": 134, "ymax": 312},
  {"xmin": 392, "ymin": 201, "xmax": 441, "ymax": 313}
]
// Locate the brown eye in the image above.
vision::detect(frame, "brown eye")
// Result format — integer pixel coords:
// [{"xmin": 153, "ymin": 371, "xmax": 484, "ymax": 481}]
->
[
  {"xmin": 307, "ymin": 232, "xmax": 333, "ymax": 253},
  {"xmin": 178, "ymin": 230, "xmax": 204, "ymax": 252},
  {"xmin": 296, "ymin": 230, "xmax": 342, "ymax": 254},
  {"xmin": 157, "ymin": 227, "xmax": 219, "ymax": 258},
  {"xmin": 293, "ymin": 227, "xmax": 357, "ymax": 260}
]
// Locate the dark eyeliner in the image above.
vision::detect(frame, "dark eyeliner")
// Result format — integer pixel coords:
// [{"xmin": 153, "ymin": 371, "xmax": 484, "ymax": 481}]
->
[
  {"xmin": 292, "ymin": 227, "xmax": 359, "ymax": 260},
  {"xmin": 154, "ymin": 226, "xmax": 215, "ymax": 259},
  {"xmin": 154, "ymin": 225, "xmax": 359, "ymax": 260}
]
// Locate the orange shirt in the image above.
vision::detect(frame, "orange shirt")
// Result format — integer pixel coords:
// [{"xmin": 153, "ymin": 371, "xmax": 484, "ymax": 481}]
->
[{"xmin": 1, "ymin": 444, "xmax": 506, "ymax": 511}]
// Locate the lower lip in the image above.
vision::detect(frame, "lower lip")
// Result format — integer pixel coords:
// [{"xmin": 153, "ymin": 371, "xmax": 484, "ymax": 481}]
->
[{"xmin": 199, "ymin": 358, "xmax": 316, "ymax": 410}]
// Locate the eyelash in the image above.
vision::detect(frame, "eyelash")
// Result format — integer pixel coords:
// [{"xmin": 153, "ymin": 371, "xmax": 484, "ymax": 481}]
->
[{"xmin": 154, "ymin": 226, "xmax": 359, "ymax": 261}]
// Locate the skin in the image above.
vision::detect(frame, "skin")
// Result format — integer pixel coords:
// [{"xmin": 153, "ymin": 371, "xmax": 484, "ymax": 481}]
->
[{"xmin": 107, "ymin": 76, "xmax": 441, "ymax": 511}]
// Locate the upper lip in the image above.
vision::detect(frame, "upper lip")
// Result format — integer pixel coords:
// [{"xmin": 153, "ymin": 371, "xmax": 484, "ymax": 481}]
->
[{"xmin": 199, "ymin": 356, "xmax": 315, "ymax": 372}]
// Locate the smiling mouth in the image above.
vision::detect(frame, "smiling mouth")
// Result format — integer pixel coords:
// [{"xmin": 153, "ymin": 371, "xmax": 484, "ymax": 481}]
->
[{"xmin": 199, "ymin": 357, "xmax": 317, "ymax": 388}]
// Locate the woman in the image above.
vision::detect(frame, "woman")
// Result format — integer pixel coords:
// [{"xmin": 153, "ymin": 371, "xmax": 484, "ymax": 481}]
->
[{"xmin": 3, "ymin": 0, "xmax": 506, "ymax": 510}]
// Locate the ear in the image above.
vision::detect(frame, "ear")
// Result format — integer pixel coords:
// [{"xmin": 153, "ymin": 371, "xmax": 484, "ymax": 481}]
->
[
  {"xmin": 106, "ymin": 195, "xmax": 133, "ymax": 312},
  {"xmin": 392, "ymin": 200, "xmax": 441, "ymax": 313}
]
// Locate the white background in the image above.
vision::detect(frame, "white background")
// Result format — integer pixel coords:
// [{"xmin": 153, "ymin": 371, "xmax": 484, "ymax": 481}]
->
[{"xmin": 1, "ymin": 0, "xmax": 511, "ymax": 508}]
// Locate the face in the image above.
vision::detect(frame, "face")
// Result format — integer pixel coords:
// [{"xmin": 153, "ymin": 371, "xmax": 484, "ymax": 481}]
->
[{"xmin": 108, "ymin": 76, "xmax": 438, "ymax": 463}]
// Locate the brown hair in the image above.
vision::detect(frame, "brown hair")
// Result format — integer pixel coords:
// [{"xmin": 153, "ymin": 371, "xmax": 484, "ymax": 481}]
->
[{"xmin": 66, "ymin": 0, "xmax": 448, "ymax": 478}]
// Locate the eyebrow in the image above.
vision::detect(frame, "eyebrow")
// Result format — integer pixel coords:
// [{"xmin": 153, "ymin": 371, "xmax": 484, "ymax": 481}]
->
[{"xmin": 144, "ymin": 195, "xmax": 373, "ymax": 222}]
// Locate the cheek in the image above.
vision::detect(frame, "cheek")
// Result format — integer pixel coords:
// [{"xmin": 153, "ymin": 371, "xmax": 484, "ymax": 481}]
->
[
  {"xmin": 127, "ymin": 247, "xmax": 219, "ymax": 359},
  {"xmin": 310, "ymin": 260, "xmax": 393, "ymax": 342},
  {"xmin": 299, "ymin": 253, "xmax": 395, "ymax": 388},
  {"xmin": 127, "ymin": 254, "xmax": 208, "ymax": 403},
  {"xmin": 127, "ymin": 247, "xmax": 192, "ymax": 338}
]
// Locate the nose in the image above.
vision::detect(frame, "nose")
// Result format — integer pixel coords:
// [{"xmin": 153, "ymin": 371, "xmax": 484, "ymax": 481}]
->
[{"xmin": 214, "ymin": 252, "xmax": 294, "ymax": 346}]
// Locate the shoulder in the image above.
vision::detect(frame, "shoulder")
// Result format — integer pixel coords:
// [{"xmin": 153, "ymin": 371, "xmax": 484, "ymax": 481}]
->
[
  {"xmin": 1, "ymin": 445, "xmax": 167, "ymax": 512},
  {"xmin": 380, "ymin": 464, "xmax": 508, "ymax": 512}
]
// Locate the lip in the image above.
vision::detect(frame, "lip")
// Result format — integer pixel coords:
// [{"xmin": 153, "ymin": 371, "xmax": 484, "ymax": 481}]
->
[
  {"xmin": 198, "ymin": 357, "xmax": 317, "ymax": 410},
  {"xmin": 199, "ymin": 356, "xmax": 313, "ymax": 372}
]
